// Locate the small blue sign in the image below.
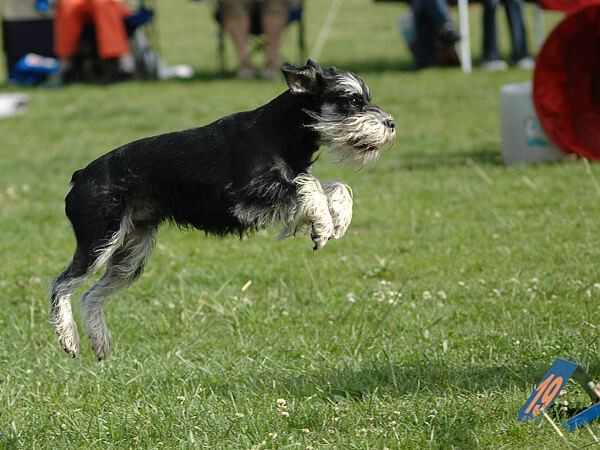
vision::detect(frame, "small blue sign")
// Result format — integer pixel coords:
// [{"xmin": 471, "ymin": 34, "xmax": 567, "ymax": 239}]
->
[
  {"xmin": 518, "ymin": 358, "xmax": 600, "ymax": 431},
  {"xmin": 564, "ymin": 403, "xmax": 600, "ymax": 431},
  {"xmin": 518, "ymin": 358, "xmax": 578, "ymax": 422}
]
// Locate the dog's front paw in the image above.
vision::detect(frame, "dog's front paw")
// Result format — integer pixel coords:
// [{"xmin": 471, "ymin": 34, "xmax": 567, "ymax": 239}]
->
[
  {"xmin": 311, "ymin": 218, "xmax": 334, "ymax": 250},
  {"xmin": 323, "ymin": 182, "xmax": 353, "ymax": 239}
]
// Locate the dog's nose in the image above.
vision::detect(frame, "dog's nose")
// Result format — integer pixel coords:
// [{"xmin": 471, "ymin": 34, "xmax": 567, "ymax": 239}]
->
[{"xmin": 384, "ymin": 119, "xmax": 395, "ymax": 130}]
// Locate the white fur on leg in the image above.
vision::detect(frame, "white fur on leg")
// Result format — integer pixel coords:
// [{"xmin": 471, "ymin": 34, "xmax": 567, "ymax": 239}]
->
[
  {"xmin": 82, "ymin": 227, "xmax": 155, "ymax": 360},
  {"xmin": 81, "ymin": 283, "xmax": 113, "ymax": 360},
  {"xmin": 279, "ymin": 174, "xmax": 334, "ymax": 250},
  {"xmin": 50, "ymin": 275, "xmax": 85, "ymax": 357},
  {"xmin": 91, "ymin": 212, "xmax": 135, "ymax": 273},
  {"xmin": 323, "ymin": 181, "xmax": 353, "ymax": 239},
  {"xmin": 52, "ymin": 293, "xmax": 80, "ymax": 357}
]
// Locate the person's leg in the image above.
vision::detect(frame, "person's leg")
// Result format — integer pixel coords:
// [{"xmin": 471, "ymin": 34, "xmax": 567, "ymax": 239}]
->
[
  {"xmin": 411, "ymin": 0, "xmax": 437, "ymax": 69},
  {"xmin": 260, "ymin": 0, "xmax": 289, "ymax": 78},
  {"xmin": 503, "ymin": 0, "xmax": 532, "ymax": 65},
  {"xmin": 480, "ymin": 0, "xmax": 508, "ymax": 70},
  {"xmin": 420, "ymin": 0, "xmax": 460, "ymax": 45},
  {"xmin": 90, "ymin": 0, "xmax": 131, "ymax": 59},
  {"xmin": 54, "ymin": 0, "xmax": 87, "ymax": 61},
  {"xmin": 481, "ymin": 0, "xmax": 500, "ymax": 61},
  {"xmin": 221, "ymin": 0, "xmax": 254, "ymax": 78},
  {"xmin": 427, "ymin": 0, "xmax": 453, "ymax": 29}
]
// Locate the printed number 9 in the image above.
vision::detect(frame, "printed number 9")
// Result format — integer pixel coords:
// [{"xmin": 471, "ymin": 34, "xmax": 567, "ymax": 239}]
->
[{"xmin": 525, "ymin": 374, "xmax": 564, "ymax": 416}]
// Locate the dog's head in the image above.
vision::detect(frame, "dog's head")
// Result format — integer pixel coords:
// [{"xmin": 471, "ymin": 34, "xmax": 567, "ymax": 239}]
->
[{"xmin": 282, "ymin": 60, "xmax": 395, "ymax": 164}]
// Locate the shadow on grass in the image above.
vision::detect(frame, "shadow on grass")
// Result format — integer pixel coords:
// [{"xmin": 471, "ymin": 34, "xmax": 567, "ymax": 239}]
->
[
  {"xmin": 325, "ymin": 57, "xmax": 475, "ymax": 75},
  {"xmin": 380, "ymin": 146, "xmax": 504, "ymax": 172},
  {"xmin": 170, "ymin": 69, "xmax": 238, "ymax": 82},
  {"xmin": 325, "ymin": 57, "xmax": 415, "ymax": 74},
  {"xmin": 281, "ymin": 360, "xmax": 546, "ymax": 401},
  {"xmin": 200, "ymin": 356, "xmax": 549, "ymax": 404}
]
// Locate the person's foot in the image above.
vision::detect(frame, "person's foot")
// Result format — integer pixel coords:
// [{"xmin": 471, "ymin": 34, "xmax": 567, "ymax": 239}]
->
[
  {"xmin": 516, "ymin": 57, "xmax": 535, "ymax": 71},
  {"xmin": 259, "ymin": 65, "xmax": 280, "ymax": 81},
  {"xmin": 481, "ymin": 59, "xmax": 508, "ymax": 72},
  {"xmin": 437, "ymin": 22, "xmax": 461, "ymax": 46},
  {"xmin": 119, "ymin": 53, "xmax": 136, "ymax": 75},
  {"xmin": 236, "ymin": 65, "xmax": 255, "ymax": 80}
]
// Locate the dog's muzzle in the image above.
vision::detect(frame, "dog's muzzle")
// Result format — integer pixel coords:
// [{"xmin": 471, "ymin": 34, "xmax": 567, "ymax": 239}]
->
[
  {"xmin": 309, "ymin": 104, "xmax": 396, "ymax": 164},
  {"xmin": 339, "ymin": 107, "xmax": 396, "ymax": 163}
]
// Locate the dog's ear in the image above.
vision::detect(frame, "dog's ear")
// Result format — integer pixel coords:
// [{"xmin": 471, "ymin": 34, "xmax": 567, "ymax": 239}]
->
[
  {"xmin": 305, "ymin": 59, "xmax": 323, "ymax": 71},
  {"xmin": 281, "ymin": 61, "xmax": 323, "ymax": 95}
]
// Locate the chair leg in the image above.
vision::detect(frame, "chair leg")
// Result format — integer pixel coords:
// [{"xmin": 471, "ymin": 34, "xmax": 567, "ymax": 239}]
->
[
  {"xmin": 218, "ymin": 26, "xmax": 226, "ymax": 73},
  {"xmin": 299, "ymin": 14, "xmax": 305, "ymax": 63}
]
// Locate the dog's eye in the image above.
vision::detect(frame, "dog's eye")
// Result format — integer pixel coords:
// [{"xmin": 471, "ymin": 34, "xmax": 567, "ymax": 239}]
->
[{"xmin": 349, "ymin": 97, "xmax": 362, "ymax": 108}]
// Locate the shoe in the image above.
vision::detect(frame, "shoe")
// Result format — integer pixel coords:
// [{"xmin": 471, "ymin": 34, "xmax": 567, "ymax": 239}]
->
[
  {"xmin": 481, "ymin": 59, "xmax": 508, "ymax": 72},
  {"xmin": 259, "ymin": 66, "xmax": 281, "ymax": 81},
  {"xmin": 437, "ymin": 22, "xmax": 461, "ymax": 46},
  {"xmin": 517, "ymin": 57, "xmax": 535, "ymax": 71},
  {"xmin": 119, "ymin": 53, "xmax": 136, "ymax": 75},
  {"xmin": 236, "ymin": 65, "xmax": 255, "ymax": 80}
]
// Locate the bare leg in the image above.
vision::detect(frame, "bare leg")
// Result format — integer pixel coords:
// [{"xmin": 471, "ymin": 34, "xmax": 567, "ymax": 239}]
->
[
  {"xmin": 261, "ymin": 11, "xmax": 287, "ymax": 78},
  {"xmin": 223, "ymin": 14, "xmax": 254, "ymax": 78}
]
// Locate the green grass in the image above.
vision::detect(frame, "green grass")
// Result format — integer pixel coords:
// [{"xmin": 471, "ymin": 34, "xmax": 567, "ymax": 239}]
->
[{"xmin": 1, "ymin": 1, "xmax": 599, "ymax": 448}]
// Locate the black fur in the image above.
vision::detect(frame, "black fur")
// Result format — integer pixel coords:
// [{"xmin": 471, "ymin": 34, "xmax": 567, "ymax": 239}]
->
[
  {"xmin": 49, "ymin": 60, "xmax": 395, "ymax": 359},
  {"xmin": 67, "ymin": 89, "xmax": 318, "ymax": 238}
]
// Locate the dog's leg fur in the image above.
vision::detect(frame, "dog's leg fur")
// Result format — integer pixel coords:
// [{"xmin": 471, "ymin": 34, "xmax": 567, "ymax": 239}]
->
[
  {"xmin": 279, "ymin": 177, "xmax": 353, "ymax": 246},
  {"xmin": 322, "ymin": 181, "xmax": 353, "ymax": 239},
  {"xmin": 49, "ymin": 256, "xmax": 91, "ymax": 357},
  {"xmin": 81, "ymin": 222, "xmax": 156, "ymax": 360},
  {"xmin": 290, "ymin": 174, "xmax": 335, "ymax": 250}
]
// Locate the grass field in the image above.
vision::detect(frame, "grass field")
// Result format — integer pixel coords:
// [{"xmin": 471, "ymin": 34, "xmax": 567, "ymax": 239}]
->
[{"xmin": 1, "ymin": 0, "xmax": 599, "ymax": 448}]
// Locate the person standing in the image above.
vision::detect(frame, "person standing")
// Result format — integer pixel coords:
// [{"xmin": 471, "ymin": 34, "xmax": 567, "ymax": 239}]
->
[{"xmin": 481, "ymin": 0, "xmax": 535, "ymax": 71}]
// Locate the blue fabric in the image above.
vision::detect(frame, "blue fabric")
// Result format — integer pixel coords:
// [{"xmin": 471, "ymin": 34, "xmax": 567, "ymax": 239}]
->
[
  {"xmin": 124, "ymin": 7, "xmax": 155, "ymax": 35},
  {"xmin": 411, "ymin": 0, "xmax": 453, "ymax": 67},
  {"xmin": 10, "ymin": 53, "xmax": 60, "ymax": 85},
  {"xmin": 482, "ymin": 0, "xmax": 529, "ymax": 61}
]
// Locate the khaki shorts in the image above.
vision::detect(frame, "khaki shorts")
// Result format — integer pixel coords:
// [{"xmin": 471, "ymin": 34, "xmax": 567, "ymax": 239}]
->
[{"xmin": 220, "ymin": 0, "xmax": 293, "ymax": 17}]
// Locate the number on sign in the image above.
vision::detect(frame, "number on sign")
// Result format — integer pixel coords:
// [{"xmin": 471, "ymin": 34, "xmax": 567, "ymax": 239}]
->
[{"xmin": 524, "ymin": 374, "xmax": 564, "ymax": 417}]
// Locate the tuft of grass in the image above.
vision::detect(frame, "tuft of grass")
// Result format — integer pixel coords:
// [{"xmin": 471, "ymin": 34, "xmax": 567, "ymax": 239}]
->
[{"xmin": 0, "ymin": 1, "xmax": 598, "ymax": 448}]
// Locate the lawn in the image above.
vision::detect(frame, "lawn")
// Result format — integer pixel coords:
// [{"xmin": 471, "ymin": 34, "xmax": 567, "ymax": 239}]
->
[{"xmin": 1, "ymin": 0, "xmax": 599, "ymax": 448}]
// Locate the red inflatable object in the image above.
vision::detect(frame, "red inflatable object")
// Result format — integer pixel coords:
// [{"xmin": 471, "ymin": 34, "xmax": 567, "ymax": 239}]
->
[
  {"xmin": 533, "ymin": 1, "xmax": 600, "ymax": 160},
  {"xmin": 539, "ymin": 0, "xmax": 599, "ymax": 12}
]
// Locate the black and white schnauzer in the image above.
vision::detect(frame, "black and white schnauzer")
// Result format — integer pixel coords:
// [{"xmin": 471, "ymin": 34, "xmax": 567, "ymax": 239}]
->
[{"xmin": 49, "ymin": 60, "xmax": 395, "ymax": 360}]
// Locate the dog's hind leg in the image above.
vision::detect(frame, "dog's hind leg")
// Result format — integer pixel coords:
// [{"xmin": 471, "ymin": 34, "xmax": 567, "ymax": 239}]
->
[
  {"xmin": 50, "ymin": 218, "xmax": 125, "ymax": 357},
  {"xmin": 50, "ymin": 247, "xmax": 96, "ymax": 357},
  {"xmin": 80, "ymin": 223, "xmax": 156, "ymax": 360}
]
